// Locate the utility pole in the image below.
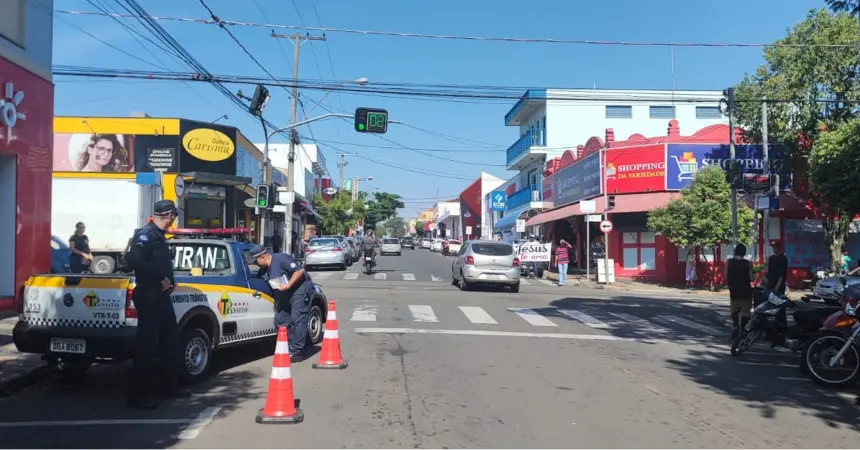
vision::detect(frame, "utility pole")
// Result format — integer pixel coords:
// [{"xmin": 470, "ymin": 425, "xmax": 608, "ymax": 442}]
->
[
  {"xmin": 271, "ymin": 32, "xmax": 326, "ymax": 256},
  {"xmin": 600, "ymin": 145, "xmax": 611, "ymax": 284},
  {"xmin": 338, "ymin": 154, "xmax": 347, "ymax": 190},
  {"xmin": 727, "ymin": 87, "xmax": 739, "ymax": 244},
  {"xmin": 761, "ymin": 100, "xmax": 770, "ymax": 264}
]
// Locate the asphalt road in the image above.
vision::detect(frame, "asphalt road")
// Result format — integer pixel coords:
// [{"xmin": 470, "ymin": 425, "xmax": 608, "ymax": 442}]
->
[{"xmin": 0, "ymin": 249, "xmax": 857, "ymax": 448}]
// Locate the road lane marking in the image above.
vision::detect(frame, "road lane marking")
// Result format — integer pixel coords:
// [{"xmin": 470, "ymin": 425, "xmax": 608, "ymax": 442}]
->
[
  {"xmin": 178, "ymin": 406, "xmax": 221, "ymax": 440},
  {"xmin": 508, "ymin": 308, "xmax": 557, "ymax": 327},
  {"xmin": 409, "ymin": 305, "xmax": 438, "ymax": 322},
  {"xmin": 374, "ymin": 273, "xmax": 387, "ymax": 280},
  {"xmin": 0, "ymin": 419, "xmax": 193, "ymax": 427},
  {"xmin": 430, "ymin": 275, "xmax": 442, "ymax": 282},
  {"xmin": 402, "ymin": 273, "xmax": 416, "ymax": 281},
  {"xmin": 354, "ymin": 328, "xmax": 635, "ymax": 341},
  {"xmin": 537, "ymin": 279, "xmax": 554, "ymax": 286},
  {"xmin": 520, "ymin": 279, "xmax": 530, "ymax": 285},
  {"xmin": 312, "ymin": 272, "xmax": 332, "ymax": 280},
  {"xmin": 343, "ymin": 273, "xmax": 359, "ymax": 280},
  {"xmin": 606, "ymin": 312, "xmax": 670, "ymax": 334},
  {"xmin": 557, "ymin": 309, "xmax": 611, "ymax": 329},
  {"xmin": 459, "ymin": 306, "xmax": 498, "ymax": 324},
  {"xmin": 351, "ymin": 305, "xmax": 377, "ymax": 322},
  {"xmin": 656, "ymin": 315, "xmax": 724, "ymax": 335}
]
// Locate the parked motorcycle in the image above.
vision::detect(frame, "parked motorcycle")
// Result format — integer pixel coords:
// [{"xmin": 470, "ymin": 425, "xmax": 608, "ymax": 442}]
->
[
  {"xmin": 731, "ymin": 290, "xmax": 840, "ymax": 357},
  {"xmin": 801, "ymin": 277, "xmax": 860, "ymax": 388}
]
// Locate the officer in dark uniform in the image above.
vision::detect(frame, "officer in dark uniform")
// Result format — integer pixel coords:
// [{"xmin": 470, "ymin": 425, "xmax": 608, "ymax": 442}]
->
[
  {"xmin": 125, "ymin": 200, "xmax": 190, "ymax": 409},
  {"xmin": 250, "ymin": 245, "xmax": 314, "ymax": 362}
]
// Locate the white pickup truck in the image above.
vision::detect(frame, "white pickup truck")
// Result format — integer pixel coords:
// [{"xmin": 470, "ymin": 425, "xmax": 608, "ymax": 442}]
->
[{"xmin": 13, "ymin": 234, "xmax": 328, "ymax": 383}]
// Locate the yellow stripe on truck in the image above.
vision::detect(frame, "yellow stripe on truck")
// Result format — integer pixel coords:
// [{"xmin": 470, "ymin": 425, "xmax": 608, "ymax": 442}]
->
[
  {"xmin": 180, "ymin": 284, "xmax": 275, "ymax": 304},
  {"xmin": 25, "ymin": 277, "xmax": 131, "ymax": 289}
]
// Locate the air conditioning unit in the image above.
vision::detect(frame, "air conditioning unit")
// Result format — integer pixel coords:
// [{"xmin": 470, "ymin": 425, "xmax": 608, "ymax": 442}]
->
[{"xmin": 531, "ymin": 190, "xmax": 540, "ymax": 202}]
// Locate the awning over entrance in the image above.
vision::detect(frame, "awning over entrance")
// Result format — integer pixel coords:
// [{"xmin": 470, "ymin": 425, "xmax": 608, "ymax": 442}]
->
[
  {"xmin": 180, "ymin": 171, "xmax": 254, "ymax": 196},
  {"xmin": 526, "ymin": 192, "xmax": 680, "ymax": 226}
]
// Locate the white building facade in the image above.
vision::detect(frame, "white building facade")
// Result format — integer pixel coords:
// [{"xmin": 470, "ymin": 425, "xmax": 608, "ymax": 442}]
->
[{"xmin": 433, "ymin": 200, "xmax": 460, "ymax": 239}]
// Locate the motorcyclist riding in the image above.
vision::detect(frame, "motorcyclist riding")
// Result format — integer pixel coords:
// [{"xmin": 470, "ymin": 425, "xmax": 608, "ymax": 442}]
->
[{"xmin": 362, "ymin": 230, "xmax": 379, "ymax": 264}]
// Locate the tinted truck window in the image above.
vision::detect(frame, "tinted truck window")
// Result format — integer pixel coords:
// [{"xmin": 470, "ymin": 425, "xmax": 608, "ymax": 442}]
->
[{"xmin": 471, "ymin": 243, "xmax": 513, "ymax": 256}]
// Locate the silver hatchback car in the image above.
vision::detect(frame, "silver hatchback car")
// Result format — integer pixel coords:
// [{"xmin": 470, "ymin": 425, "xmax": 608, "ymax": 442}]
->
[
  {"xmin": 452, "ymin": 240, "xmax": 520, "ymax": 292},
  {"xmin": 304, "ymin": 237, "xmax": 348, "ymax": 270},
  {"xmin": 380, "ymin": 237, "xmax": 402, "ymax": 256}
]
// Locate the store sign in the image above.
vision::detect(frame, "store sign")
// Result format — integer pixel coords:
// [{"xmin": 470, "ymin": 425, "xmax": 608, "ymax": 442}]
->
[
  {"xmin": 0, "ymin": 81, "xmax": 25, "ymax": 142},
  {"xmin": 541, "ymin": 174, "xmax": 554, "ymax": 202},
  {"xmin": 490, "ymin": 191, "xmax": 507, "ymax": 211},
  {"xmin": 182, "ymin": 128, "xmax": 235, "ymax": 162},
  {"xmin": 666, "ymin": 144, "xmax": 790, "ymax": 191},
  {"xmin": 146, "ymin": 147, "xmax": 176, "ymax": 171},
  {"xmin": 554, "ymin": 152, "xmax": 601, "ymax": 207},
  {"xmin": 605, "ymin": 144, "xmax": 666, "ymax": 194},
  {"xmin": 517, "ymin": 242, "xmax": 551, "ymax": 263}
]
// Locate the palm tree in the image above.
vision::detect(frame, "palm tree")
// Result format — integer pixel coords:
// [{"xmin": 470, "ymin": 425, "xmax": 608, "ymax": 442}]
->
[{"xmin": 826, "ymin": 0, "xmax": 860, "ymax": 16}]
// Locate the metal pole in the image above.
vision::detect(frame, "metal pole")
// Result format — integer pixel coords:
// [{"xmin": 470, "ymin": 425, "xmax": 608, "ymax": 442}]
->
[
  {"xmin": 601, "ymin": 146, "xmax": 610, "ymax": 284},
  {"xmin": 259, "ymin": 115, "xmax": 268, "ymax": 245},
  {"xmin": 761, "ymin": 99, "xmax": 770, "ymax": 264},
  {"xmin": 586, "ymin": 217, "xmax": 591, "ymax": 279},
  {"xmin": 728, "ymin": 87, "xmax": 738, "ymax": 244},
  {"xmin": 283, "ymin": 33, "xmax": 301, "ymax": 256}
]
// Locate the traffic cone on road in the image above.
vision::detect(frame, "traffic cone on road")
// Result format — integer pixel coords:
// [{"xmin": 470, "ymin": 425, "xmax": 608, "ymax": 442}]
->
[
  {"xmin": 255, "ymin": 326, "xmax": 304, "ymax": 424},
  {"xmin": 312, "ymin": 300, "xmax": 348, "ymax": 369}
]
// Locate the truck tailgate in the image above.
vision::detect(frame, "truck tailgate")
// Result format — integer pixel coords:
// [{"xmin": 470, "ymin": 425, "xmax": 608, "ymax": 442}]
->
[{"xmin": 22, "ymin": 275, "xmax": 133, "ymax": 328}]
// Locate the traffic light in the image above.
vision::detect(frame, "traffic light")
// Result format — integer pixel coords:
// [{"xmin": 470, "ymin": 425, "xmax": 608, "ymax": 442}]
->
[
  {"xmin": 727, "ymin": 160, "xmax": 744, "ymax": 190},
  {"xmin": 607, "ymin": 195, "xmax": 616, "ymax": 211},
  {"xmin": 248, "ymin": 85, "xmax": 270, "ymax": 117},
  {"xmin": 355, "ymin": 107, "xmax": 388, "ymax": 134},
  {"xmin": 255, "ymin": 184, "xmax": 270, "ymax": 208},
  {"xmin": 768, "ymin": 174, "xmax": 781, "ymax": 197}
]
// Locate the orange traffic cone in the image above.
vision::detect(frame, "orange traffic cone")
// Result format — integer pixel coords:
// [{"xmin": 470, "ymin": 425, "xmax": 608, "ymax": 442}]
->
[
  {"xmin": 312, "ymin": 300, "xmax": 348, "ymax": 369},
  {"xmin": 256, "ymin": 327, "xmax": 304, "ymax": 424}
]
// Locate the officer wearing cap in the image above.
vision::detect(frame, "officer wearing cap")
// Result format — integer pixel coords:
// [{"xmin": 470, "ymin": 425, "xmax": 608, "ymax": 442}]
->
[
  {"xmin": 124, "ymin": 199, "xmax": 190, "ymax": 409},
  {"xmin": 250, "ymin": 244, "xmax": 314, "ymax": 363}
]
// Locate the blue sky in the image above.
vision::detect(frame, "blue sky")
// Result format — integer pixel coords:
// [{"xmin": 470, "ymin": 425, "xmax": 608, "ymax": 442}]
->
[{"xmin": 52, "ymin": 0, "xmax": 825, "ymax": 216}]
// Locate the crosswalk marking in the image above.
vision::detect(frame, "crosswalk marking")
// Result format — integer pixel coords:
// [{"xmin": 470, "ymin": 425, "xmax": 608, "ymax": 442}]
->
[
  {"xmin": 409, "ymin": 305, "xmax": 438, "ymax": 322},
  {"xmin": 374, "ymin": 273, "xmax": 387, "ymax": 280},
  {"xmin": 458, "ymin": 306, "xmax": 497, "ymax": 324},
  {"xmin": 351, "ymin": 305, "xmax": 377, "ymax": 322},
  {"xmin": 537, "ymin": 279, "xmax": 555, "ymax": 286},
  {"xmin": 607, "ymin": 312, "xmax": 670, "ymax": 334},
  {"xmin": 656, "ymin": 315, "xmax": 724, "ymax": 335},
  {"xmin": 557, "ymin": 309, "xmax": 611, "ymax": 329},
  {"xmin": 508, "ymin": 308, "xmax": 558, "ymax": 327},
  {"xmin": 312, "ymin": 272, "xmax": 332, "ymax": 280},
  {"xmin": 343, "ymin": 273, "xmax": 359, "ymax": 280},
  {"xmin": 430, "ymin": 275, "xmax": 441, "ymax": 282},
  {"xmin": 402, "ymin": 273, "xmax": 416, "ymax": 281}
]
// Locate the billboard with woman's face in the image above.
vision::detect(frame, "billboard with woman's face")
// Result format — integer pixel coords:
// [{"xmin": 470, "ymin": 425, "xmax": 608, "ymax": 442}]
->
[{"xmin": 53, "ymin": 133, "xmax": 135, "ymax": 172}]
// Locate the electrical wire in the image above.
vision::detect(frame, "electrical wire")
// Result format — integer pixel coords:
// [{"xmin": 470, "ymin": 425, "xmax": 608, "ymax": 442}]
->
[
  {"xmin": 298, "ymin": 136, "xmax": 505, "ymax": 153},
  {"xmin": 53, "ymin": 8, "xmax": 860, "ymax": 48}
]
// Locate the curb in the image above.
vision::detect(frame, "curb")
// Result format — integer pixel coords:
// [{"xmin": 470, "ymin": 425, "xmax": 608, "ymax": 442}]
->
[{"xmin": 0, "ymin": 361, "xmax": 50, "ymax": 398}]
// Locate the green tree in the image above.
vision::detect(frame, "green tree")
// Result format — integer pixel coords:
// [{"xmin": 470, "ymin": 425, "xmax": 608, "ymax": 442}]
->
[
  {"xmin": 731, "ymin": 9, "xmax": 860, "ymax": 271},
  {"xmin": 364, "ymin": 192, "xmax": 405, "ymax": 227},
  {"xmin": 313, "ymin": 191, "xmax": 365, "ymax": 236},
  {"xmin": 826, "ymin": 0, "xmax": 860, "ymax": 15},
  {"xmin": 384, "ymin": 216, "xmax": 407, "ymax": 237},
  {"xmin": 648, "ymin": 166, "xmax": 755, "ymax": 289},
  {"xmin": 414, "ymin": 220, "xmax": 426, "ymax": 238}
]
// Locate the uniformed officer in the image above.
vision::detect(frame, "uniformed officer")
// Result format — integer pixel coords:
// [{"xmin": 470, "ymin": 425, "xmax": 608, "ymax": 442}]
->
[
  {"xmin": 250, "ymin": 245, "xmax": 314, "ymax": 362},
  {"xmin": 125, "ymin": 200, "xmax": 190, "ymax": 409}
]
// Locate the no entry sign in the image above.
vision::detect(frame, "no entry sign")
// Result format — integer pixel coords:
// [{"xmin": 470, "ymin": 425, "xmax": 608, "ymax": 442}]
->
[{"xmin": 599, "ymin": 220, "xmax": 613, "ymax": 234}]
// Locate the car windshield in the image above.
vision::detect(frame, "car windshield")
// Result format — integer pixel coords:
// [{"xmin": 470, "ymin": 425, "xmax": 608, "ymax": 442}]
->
[
  {"xmin": 471, "ymin": 243, "xmax": 514, "ymax": 256},
  {"xmin": 383, "ymin": 238, "xmax": 399, "ymax": 244},
  {"xmin": 310, "ymin": 238, "xmax": 339, "ymax": 248}
]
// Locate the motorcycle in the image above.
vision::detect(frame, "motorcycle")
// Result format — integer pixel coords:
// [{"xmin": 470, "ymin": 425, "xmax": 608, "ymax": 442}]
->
[
  {"xmin": 363, "ymin": 248, "xmax": 375, "ymax": 275},
  {"xmin": 731, "ymin": 289, "xmax": 840, "ymax": 357},
  {"xmin": 801, "ymin": 277, "xmax": 860, "ymax": 388},
  {"xmin": 441, "ymin": 242, "xmax": 449, "ymax": 256}
]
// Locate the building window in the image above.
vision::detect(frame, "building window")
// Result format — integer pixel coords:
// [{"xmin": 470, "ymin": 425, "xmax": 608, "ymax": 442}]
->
[
  {"xmin": 605, "ymin": 105, "xmax": 633, "ymax": 119},
  {"xmin": 696, "ymin": 106, "xmax": 722, "ymax": 119},
  {"xmin": 649, "ymin": 106, "xmax": 676, "ymax": 119},
  {"xmin": 0, "ymin": 0, "xmax": 26, "ymax": 47}
]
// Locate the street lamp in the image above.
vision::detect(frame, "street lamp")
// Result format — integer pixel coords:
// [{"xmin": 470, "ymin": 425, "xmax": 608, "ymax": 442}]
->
[{"xmin": 305, "ymin": 77, "xmax": 370, "ymax": 116}]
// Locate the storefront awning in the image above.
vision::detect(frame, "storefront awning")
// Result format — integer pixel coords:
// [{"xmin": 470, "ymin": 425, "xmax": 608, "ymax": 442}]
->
[
  {"xmin": 181, "ymin": 172, "xmax": 253, "ymax": 186},
  {"xmin": 527, "ymin": 192, "xmax": 680, "ymax": 226},
  {"xmin": 493, "ymin": 212, "xmax": 520, "ymax": 230}
]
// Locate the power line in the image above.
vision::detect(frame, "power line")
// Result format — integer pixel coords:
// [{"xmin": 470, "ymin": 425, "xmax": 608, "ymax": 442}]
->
[
  {"xmin": 53, "ymin": 9, "xmax": 860, "ymax": 48},
  {"xmin": 298, "ymin": 136, "xmax": 505, "ymax": 153}
]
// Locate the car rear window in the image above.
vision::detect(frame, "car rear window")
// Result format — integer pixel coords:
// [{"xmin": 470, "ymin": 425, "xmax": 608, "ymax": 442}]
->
[
  {"xmin": 310, "ymin": 238, "xmax": 339, "ymax": 247},
  {"xmin": 471, "ymin": 243, "xmax": 513, "ymax": 256},
  {"xmin": 383, "ymin": 238, "xmax": 400, "ymax": 244},
  {"xmin": 448, "ymin": 240, "xmax": 461, "ymax": 245}
]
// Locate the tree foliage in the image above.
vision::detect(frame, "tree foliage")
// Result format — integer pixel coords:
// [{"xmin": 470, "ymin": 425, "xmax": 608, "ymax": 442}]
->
[
  {"xmin": 648, "ymin": 166, "xmax": 755, "ymax": 287},
  {"xmin": 384, "ymin": 216, "xmax": 407, "ymax": 237},
  {"xmin": 414, "ymin": 220, "xmax": 426, "ymax": 237},
  {"xmin": 364, "ymin": 192, "xmax": 405, "ymax": 228},
  {"xmin": 826, "ymin": 0, "xmax": 860, "ymax": 16},
  {"xmin": 313, "ymin": 191, "xmax": 365, "ymax": 236},
  {"xmin": 731, "ymin": 8, "xmax": 860, "ymax": 271}
]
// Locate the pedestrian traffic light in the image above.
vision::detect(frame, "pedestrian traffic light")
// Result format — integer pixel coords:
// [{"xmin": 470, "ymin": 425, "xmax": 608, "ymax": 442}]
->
[
  {"xmin": 355, "ymin": 107, "xmax": 388, "ymax": 134},
  {"xmin": 607, "ymin": 195, "xmax": 616, "ymax": 211},
  {"xmin": 255, "ymin": 184, "xmax": 270, "ymax": 208},
  {"xmin": 768, "ymin": 174, "xmax": 781, "ymax": 197}
]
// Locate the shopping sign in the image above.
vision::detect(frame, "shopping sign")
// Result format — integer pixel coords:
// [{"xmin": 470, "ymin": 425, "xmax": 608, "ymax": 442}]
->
[
  {"xmin": 665, "ymin": 144, "xmax": 791, "ymax": 191},
  {"xmin": 517, "ymin": 242, "xmax": 551, "ymax": 263},
  {"xmin": 490, "ymin": 190, "xmax": 507, "ymax": 211},
  {"xmin": 554, "ymin": 152, "xmax": 601, "ymax": 207},
  {"xmin": 604, "ymin": 144, "xmax": 666, "ymax": 194}
]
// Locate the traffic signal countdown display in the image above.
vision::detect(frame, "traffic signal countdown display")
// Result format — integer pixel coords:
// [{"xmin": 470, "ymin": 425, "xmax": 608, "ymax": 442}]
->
[{"xmin": 355, "ymin": 108, "xmax": 388, "ymax": 134}]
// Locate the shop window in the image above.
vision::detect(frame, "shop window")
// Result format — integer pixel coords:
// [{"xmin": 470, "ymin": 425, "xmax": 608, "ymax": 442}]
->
[
  {"xmin": 0, "ymin": 0, "xmax": 25, "ymax": 47},
  {"xmin": 619, "ymin": 231, "xmax": 657, "ymax": 272},
  {"xmin": 623, "ymin": 232, "xmax": 638, "ymax": 244},
  {"xmin": 640, "ymin": 247, "xmax": 656, "ymax": 270},
  {"xmin": 640, "ymin": 232, "xmax": 656, "ymax": 244},
  {"xmin": 622, "ymin": 248, "xmax": 639, "ymax": 270}
]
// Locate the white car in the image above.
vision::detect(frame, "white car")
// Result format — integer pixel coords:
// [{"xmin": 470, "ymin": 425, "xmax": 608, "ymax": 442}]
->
[
  {"xmin": 380, "ymin": 238, "xmax": 402, "ymax": 256},
  {"xmin": 447, "ymin": 239, "xmax": 462, "ymax": 254},
  {"xmin": 421, "ymin": 238, "xmax": 433, "ymax": 249},
  {"xmin": 431, "ymin": 239, "xmax": 444, "ymax": 252}
]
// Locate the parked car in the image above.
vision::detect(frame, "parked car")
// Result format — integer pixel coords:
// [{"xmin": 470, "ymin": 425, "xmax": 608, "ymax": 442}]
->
[
  {"xmin": 813, "ymin": 267, "xmax": 860, "ymax": 300},
  {"xmin": 401, "ymin": 236, "xmax": 415, "ymax": 249},
  {"xmin": 421, "ymin": 238, "xmax": 433, "ymax": 249},
  {"xmin": 381, "ymin": 238, "xmax": 403, "ymax": 256},
  {"xmin": 346, "ymin": 237, "xmax": 360, "ymax": 263},
  {"xmin": 50, "ymin": 235, "xmax": 71, "ymax": 274},
  {"xmin": 305, "ymin": 237, "xmax": 349, "ymax": 270},
  {"xmin": 431, "ymin": 239, "xmax": 445, "ymax": 252},
  {"xmin": 447, "ymin": 239, "xmax": 462, "ymax": 254},
  {"xmin": 452, "ymin": 240, "xmax": 520, "ymax": 293},
  {"xmin": 323, "ymin": 235, "xmax": 354, "ymax": 266}
]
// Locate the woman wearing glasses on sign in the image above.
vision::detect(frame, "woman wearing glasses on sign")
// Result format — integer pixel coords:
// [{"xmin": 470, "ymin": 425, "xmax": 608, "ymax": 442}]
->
[{"xmin": 75, "ymin": 134, "xmax": 132, "ymax": 172}]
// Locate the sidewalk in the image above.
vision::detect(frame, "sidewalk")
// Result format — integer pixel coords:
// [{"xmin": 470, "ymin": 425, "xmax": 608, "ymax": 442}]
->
[{"xmin": 0, "ymin": 313, "xmax": 46, "ymax": 396}]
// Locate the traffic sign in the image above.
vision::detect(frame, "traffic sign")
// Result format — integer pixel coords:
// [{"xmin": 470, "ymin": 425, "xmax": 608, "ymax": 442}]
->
[{"xmin": 599, "ymin": 220, "xmax": 613, "ymax": 234}]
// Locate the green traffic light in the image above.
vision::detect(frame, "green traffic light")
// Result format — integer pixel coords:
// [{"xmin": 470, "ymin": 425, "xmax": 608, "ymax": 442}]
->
[
  {"xmin": 258, "ymin": 200, "xmax": 266, "ymax": 207},
  {"xmin": 358, "ymin": 123, "xmax": 365, "ymax": 131}
]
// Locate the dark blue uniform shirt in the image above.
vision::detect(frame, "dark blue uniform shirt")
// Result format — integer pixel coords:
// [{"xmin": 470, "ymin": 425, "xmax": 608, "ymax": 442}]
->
[
  {"xmin": 267, "ymin": 253, "xmax": 311, "ymax": 308},
  {"xmin": 126, "ymin": 222, "xmax": 175, "ymax": 290}
]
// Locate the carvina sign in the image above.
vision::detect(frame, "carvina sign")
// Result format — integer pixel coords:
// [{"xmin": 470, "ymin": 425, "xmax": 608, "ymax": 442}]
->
[{"xmin": 182, "ymin": 128, "xmax": 235, "ymax": 162}]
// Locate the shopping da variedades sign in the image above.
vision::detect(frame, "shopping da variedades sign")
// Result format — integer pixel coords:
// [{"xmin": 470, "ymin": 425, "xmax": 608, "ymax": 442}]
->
[{"xmin": 665, "ymin": 144, "xmax": 791, "ymax": 191}]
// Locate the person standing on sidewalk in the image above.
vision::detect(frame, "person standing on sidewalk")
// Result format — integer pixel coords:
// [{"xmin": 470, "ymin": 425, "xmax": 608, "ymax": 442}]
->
[
  {"xmin": 555, "ymin": 239, "xmax": 572, "ymax": 286},
  {"xmin": 766, "ymin": 241, "xmax": 789, "ymax": 296},
  {"xmin": 726, "ymin": 243, "xmax": 754, "ymax": 339},
  {"xmin": 68, "ymin": 222, "xmax": 93, "ymax": 274}
]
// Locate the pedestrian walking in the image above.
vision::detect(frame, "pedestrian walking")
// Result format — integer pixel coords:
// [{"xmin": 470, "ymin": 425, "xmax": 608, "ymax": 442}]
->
[
  {"xmin": 124, "ymin": 200, "xmax": 189, "ymax": 409},
  {"xmin": 250, "ymin": 245, "xmax": 314, "ymax": 362},
  {"xmin": 840, "ymin": 247, "xmax": 852, "ymax": 275},
  {"xmin": 68, "ymin": 222, "xmax": 93, "ymax": 274},
  {"xmin": 766, "ymin": 241, "xmax": 789, "ymax": 297},
  {"xmin": 555, "ymin": 239, "xmax": 572, "ymax": 286},
  {"xmin": 726, "ymin": 243, "xmax": 754, "ymax": 339},
  {"xmin": 685, "ymin": 250, "xmax": 697, "ymax": 288}
]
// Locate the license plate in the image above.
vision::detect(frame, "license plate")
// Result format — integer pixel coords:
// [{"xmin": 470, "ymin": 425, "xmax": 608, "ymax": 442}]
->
[
  {"xmin": 365, "ymin": 257, "xmax": 372, "ymax": 261},
  {"xmin": 487, "ymin": 274, "xmax": 504, "ymax": 280},
  {"xmin": 50, "ymin": 338, "xmax": 86, "ymax": 354}
]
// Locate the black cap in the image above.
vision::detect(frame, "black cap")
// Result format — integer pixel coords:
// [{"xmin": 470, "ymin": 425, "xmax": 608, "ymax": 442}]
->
[
  {"xmin": 249, "ymin": 245, "xmax": 268, "ymax": 259},
  {"xmin": 153, "ymin": 200, "xmax": 178, "ymax": 216}
]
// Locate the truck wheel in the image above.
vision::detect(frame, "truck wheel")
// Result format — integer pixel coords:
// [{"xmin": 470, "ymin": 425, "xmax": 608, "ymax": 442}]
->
[
  {"xmin": 179, "ymin": 328, "xmax": 213, "ymax": 385},
  {"xmin": 308, "ymin": 303, "xmax": 324, "ymax": 345},
  {"xmin": 90, "ymin": 255, "xmax": 116, "ymax": 274}
]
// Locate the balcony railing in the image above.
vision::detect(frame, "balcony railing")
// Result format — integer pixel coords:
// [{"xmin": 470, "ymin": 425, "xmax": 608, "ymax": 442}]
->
[
  {"xmin": 507, "ymin": 184, "xmax": 541, "ymax": 211},
  {"xmin": 506, "ymin": 128, "xmax": 546, "ymax": 166}
]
